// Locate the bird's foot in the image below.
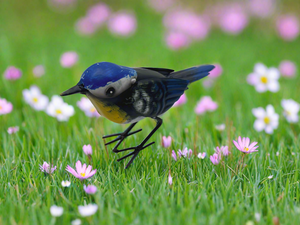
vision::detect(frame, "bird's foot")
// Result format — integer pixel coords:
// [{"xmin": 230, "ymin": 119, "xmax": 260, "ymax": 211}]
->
[
  {"xmin": 102, "ymin": 127, "xmax": 142, "ymax": 151},
  {"xmin": 116, "ymin": 141, "xmax": 155, "ymax": 169}
]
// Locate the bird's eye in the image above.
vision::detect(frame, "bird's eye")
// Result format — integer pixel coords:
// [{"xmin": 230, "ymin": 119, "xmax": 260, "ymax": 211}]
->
[{"xmin": 106, "ymin": 87, "xmax": 115, "ymax": 97}]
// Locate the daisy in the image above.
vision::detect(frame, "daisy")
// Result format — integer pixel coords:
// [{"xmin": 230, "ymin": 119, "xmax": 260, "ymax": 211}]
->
[
  {"xmin": 23, "ymin": 86, "xmax": 49, "ymax": 111},
  {"xmin": 50, "ymin": 205, "xmax": 63, "ymax": 217},
  {"xmin": 77, "ymin": 97, "xmax": 100, "ymax": 117},
  {"xmin": 66, "ymin": 160, "xmax": 97, "ymax": 180},
  {"xmin": 281, "ymin": 99, "xmax": 300, "ymax": 123},
  {"xmin": 210, "ymin": 153, "xmax": 220, "ymax": 165},
  {"xmin": 60, "ymin": 51, "xmax": 78, "ymax": 68},
  {"xmin": 78, "ymin": 204, "xmax": 98, "ymax": 217},
  {"xmin": 252, "ymin": 105, "xmax": 279, "ymax": 134},
  {"xmin": 247, "ymin": 63, "xmax": 280, "ymax": 93},
  {"xmin": 83, "ymin": 184, "xmax": 97, "ymax": 194},
  {"xmin": 46, "ymin": 95, "xmax": 74, "ymax": 121},
  {"xmin": 197, "ymin": 152, "xmax": 206, "ymax": 159},
  {"xmin": 162, "ymin": 136, "xmax": 172, "ymax": 148},
  {"xmin": 39, "ymin": 161, "xmax": 56, "ymax": 174},
  {"xmin": 233, "ymin": 136, "xmax": 258, "ymax": 153},
  {"xmin": 195, "ymin": 96, "xmax": 218, "ymax": 115},
  {"xmin": 83, "ymin": 144, "xmax": 93, "ymax": 156},
  {"xmin": 215, "ymin": 146, "xmax": 230, "ymax": 156},
  {"xmin": 61, "ymin": 180, "xmax": 71, "ymax": 187},
  {"xmin": 0, "ymin": 98, "xmax": 13, "ymax": 115}
]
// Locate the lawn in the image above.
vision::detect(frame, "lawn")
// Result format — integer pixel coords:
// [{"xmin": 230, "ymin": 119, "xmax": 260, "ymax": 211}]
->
[{"xmin": 1, "ymin": 0, "xmax": 300, "ymax": 224}]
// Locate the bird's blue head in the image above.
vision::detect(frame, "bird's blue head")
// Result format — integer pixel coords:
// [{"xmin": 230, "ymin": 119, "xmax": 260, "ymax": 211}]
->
[{"xmin": 61, "ymin": 62, "xmax": 137, "ymax": 99}]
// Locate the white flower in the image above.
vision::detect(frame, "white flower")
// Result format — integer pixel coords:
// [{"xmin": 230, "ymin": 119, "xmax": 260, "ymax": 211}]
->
[
  {"xmin": 254, "ymin": 213, "xmax": 261, "ymax": 222},
  {"xmin": 276, "ymin": 151, "xmax": 279, "ymax": 156},
  {"xmin": 78, "ymin": 204, "xmax": 98, "ymax": 217},
  {"xmin": 50, "ymin": 205, "xmax": 64, "ymax": 217},
  {"xmin": 252, "ymin": 105, "xmax": 279, "ymax": 134},
  {"xmin": 71, "ymin": 219, "xmax": 82, "ymax": 225},
  {"xmin": 215, "ymin": 124, "xmax": 225, "ymax": 131},
  {"xmin": 77, "ymin": 97, "xmax": 100, "ymax": 117},
  {"xmin": 268, "ymin": 175, "xmax": 273, "ymax": 179},
  {"xmin": 23, "ymin": 85, "xmax": 49, "ymax": 111},
  {"xmin": 281, "ymin": 99, "xmax": 300, "ymax": 123},
  {"xmin": 197, "ymin": 152, "xmax": 206, "ymax": 159},
  {"xmin": 46, "ymin": 95, "xmax": 74, "ymax": 121},
  {"xmin": 61, "ymin": 180, "xmax": 71, "ymax": 187},
  {"xmin": 247, "ymin": 63, "xmax": 280, "ymax": 92}
]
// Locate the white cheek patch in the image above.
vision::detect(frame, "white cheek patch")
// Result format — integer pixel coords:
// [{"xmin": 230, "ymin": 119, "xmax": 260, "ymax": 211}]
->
[{"xmin": 88, "ymin": 75, "xmax": 137, "ymax": 98}]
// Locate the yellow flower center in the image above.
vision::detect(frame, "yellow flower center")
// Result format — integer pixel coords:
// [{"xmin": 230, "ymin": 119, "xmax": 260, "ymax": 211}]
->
[
  {"xmin": 264, "ymin": 117, "xmax": 270, "ymax": 124},
  {"xmin": 33, "ymin": 97, "xmax": 38, "ymax": 103},
  {"xmin": 260, "ymin": 76, "xmax": 268, "ymax": 84},
  {"xmin": 244, "ymin": 147, "xmax": 249, "ymax": 151},
  {"xmin": 0, "ymin": 106, "xmax": 2, "ymax": 110},
  {"xmin": 80, "ymin": 173, "xmax": 85, "ymax": 177},
  {"xmin": 90, "ymin": 108, "xmax": 96, "ymax": 113},
  {"xmin": 55, "ymin": 109, "xmax": 62, "ymax": 114}
]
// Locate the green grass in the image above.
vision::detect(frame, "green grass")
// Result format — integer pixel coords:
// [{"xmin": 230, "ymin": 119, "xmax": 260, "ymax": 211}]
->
[{"xmin": 1, "ymin": 0, "xmax": 300, "ymax": 224}]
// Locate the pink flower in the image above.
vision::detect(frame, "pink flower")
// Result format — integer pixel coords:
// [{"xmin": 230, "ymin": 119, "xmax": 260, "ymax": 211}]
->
[
  {"xmin": 247, "ymin": 0, "xmax": 276, "ymax": 18},
  {"xmin": 218, "ymin": 5, "xmax": 248, "ymax": 35},
  {"xmin": 179, "ymin": 147, "xmax": 192, "ymax": 158},
  {"xmin": 162, "ymin": 136, "xmax": 172, "ymax": 148},
  {"xmin": 173, "ymin": 93, "xmax": 187, "ymax": 107},
  {"xmin": 7, "ymin": 126, "xmax": 19, "ymax": 134},
  {"xmin": 215, "ymin": 146, "xmax": 230, "ymax": 156},
  {"xmin": 60, "ymin": 51, "xmax": 78, "ymax": 68},
  {"xmin": 77, "ymin": 97, "xmax": 100, "ymax": 117},
  {"xmin": 3, "ymin": 66, "xmax": 22, "ymax": 80},
  {"xmin": 84, "ymin": 184, "xmax": 97, "ymax": 194},
  {"xmin": 209, "ymin": 64, "xmax": 223, "ymax": 78},
  {"xmin": 0, "ymin": 98, "xmax": 13, "ymax": 115},
  {"xmin": 33, "ymin": 65, "xmax": 45, "ymax": 77},
  {"xmin": 75, "ymin": 17, "xmax": 97, "ymax": 35},
  {"xmin": 163, "ymin": 10, "xmax": 210, "ymax": 40},
  {"xmin": 40, "ymin": 161, "xmax": 57, "ymax": 174},
  {"xmin": 66, "ymin": 160, "xmax": 97, "ymax": 180},
  {"xmin": 210, "ymin": 153, "xmax": 220, "ymax": 165},
  {"xmin": 83, "ymin": 144, "xmax": 92, "ymax": 156},
  {"xmin": 276, "ymin": 15, "xmax": 299, "ymax": 41},
  {"xmin": 279, "ymin": 60, "xmax": 297, "ymax": 77},
  {"xmin": 165, "ymin": 31, "xmax": 190, "ymax": 50},
  {"xmin": 87, "ymin": 3, "xmax": 110, "ymax": 26},
  {"xmin": 197, "ymin": 152, "xmax": 206, "ymax": 159},
  {"xmin": 171, "ymin": 150, "xmax": 177, "ymax": 161},
  {"xmin": 233, "ymin": 136, "xmax": 259, "ymax": 153},
  {"xmin": 148, "ymin": 0, "xmax": 175, "ymax": 13},
  {"xmin": 168, "ymin": 172, "xmax": 173, "ymax": 185},
  {"xmin": 108, "ymin": 12, "xmax": 137, "ymax": 36},
  {"xmin": 195, "ymin": 96, "xmax": 218, "ymax": 115}
]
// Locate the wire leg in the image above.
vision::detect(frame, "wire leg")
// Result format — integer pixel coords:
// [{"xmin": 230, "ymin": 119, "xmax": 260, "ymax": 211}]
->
[{"xmin": 117, "ymin": 117, "xmax": 163, "ymax": 169}]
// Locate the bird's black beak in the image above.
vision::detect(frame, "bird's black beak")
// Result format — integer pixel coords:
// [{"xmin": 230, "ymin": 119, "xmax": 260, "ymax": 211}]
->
[{"xmin": 60, "ymin": 85, "xmax": 85, "ymax": 96}]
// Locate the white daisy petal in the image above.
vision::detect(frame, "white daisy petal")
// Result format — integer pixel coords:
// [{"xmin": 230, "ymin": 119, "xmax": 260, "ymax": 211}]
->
[
  {"xmin": 267, "ymin": 68, "xmax": 280, "ymax": 80},
  {"xmin": 255, "ymin": 83, "xmax": 267, "ymax": 92},
  {"xmin": 252, "ymin": 107, "xmax": 266, "ymax": 119},
  {"xmin": 267, "ymin": 81, "xmax": 280, "ymax": 92},
  {"xmin": 254, "ymin": 63, "xmax": 267, "ymax": 75},
  {"xmin": 254, "ymin": 119, "xmax": 265, "ymax": 132},
  {"xmin": 265, "ymin": 125, "xmax": 274, "ymax": 134}
]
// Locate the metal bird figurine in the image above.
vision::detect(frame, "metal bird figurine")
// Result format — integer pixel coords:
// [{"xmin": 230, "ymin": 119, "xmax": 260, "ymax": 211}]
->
[{"xmin": 61, "ymin": 62, "xmax": 215, "ymax": 168}]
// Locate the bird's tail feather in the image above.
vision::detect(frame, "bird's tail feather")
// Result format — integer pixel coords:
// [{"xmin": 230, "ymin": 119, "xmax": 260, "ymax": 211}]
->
[{"xmin": 169, "ymin": 65, "xmax": 215, "ymax": 84}]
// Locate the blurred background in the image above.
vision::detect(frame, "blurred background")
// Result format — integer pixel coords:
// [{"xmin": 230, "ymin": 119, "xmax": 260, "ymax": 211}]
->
[{"xmin": 0, "ymin": 0, "xmax": 299, "ymax": 130}]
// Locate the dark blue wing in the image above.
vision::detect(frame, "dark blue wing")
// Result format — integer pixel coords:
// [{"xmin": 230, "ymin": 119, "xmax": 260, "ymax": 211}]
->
[{"xmin": 128, "ymin": 78, "xmax": 188, "ymax": 117}]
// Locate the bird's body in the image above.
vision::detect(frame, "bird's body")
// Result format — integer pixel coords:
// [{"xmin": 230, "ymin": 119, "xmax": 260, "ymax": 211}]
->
[{"xmin": 61, "ymin": 62, "xmax": 215, "ymax": 168}]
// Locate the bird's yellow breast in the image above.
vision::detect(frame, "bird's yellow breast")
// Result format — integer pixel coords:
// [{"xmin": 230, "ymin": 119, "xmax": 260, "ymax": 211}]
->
[{"xmin": 86, "ymin": 94, "xmax": 128, "ymax": 124}]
